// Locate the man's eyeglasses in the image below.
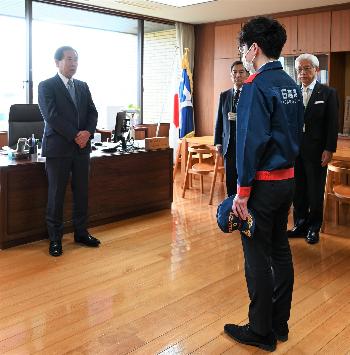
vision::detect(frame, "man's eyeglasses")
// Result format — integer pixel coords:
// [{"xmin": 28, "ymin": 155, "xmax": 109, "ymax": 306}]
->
[{"xmin": 296, "ymin": 66, "xmax": 314, "ymax": 73}]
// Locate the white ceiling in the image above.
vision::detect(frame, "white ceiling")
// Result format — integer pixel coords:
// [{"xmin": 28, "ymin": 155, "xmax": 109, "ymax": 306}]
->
[{"xmin": 70, "ymin": 0, "xmax": 350, "ymax": 24}]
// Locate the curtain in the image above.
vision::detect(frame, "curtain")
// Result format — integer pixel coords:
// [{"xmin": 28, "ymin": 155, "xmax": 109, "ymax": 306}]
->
[{"xmin": 176, "ymin": 22, "xmax": 195, "ymax": 72}]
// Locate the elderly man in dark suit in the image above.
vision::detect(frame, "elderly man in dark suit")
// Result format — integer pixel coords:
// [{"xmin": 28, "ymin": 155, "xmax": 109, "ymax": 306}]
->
[
  {"xmin": 288, "ymin": 53, "xmax": 339, "ymax": 244},
  {"xmin": 38, "ymin": 46, "xmax": 99, "ymax": 257},
  {"xmin": 214, "ymin": 60, "xmax": 249, "ymax": 196}
]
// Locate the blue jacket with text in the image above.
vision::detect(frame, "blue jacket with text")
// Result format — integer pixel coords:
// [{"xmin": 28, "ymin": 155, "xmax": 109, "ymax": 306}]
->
[{"xmin": 236, "ymin": 61, "xmax": 304, "ymax": 197}]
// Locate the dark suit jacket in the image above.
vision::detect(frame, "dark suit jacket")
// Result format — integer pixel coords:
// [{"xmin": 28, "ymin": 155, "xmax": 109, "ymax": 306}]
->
[
  {"xmin": 301, "ymin": 82, "xmax": 339, "ymax": 162},
  {"xmin": 38, "ymin": 74, "xmax": 98, "ymax": 157},
  {"xmin": 214, "ymin": 88, "xmax": 235, "ymax": 156}
]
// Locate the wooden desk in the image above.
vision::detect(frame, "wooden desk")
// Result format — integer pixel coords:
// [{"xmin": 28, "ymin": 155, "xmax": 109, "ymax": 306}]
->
[{"xmin": 0, "ymin": 149, "xmax": 173, "ymax": 249}]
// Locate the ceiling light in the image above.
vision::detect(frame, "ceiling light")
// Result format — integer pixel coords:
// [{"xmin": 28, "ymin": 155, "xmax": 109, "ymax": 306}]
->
[{"xmin": 147, "ymin": 0, "xmax": 216, "ymax": 7}]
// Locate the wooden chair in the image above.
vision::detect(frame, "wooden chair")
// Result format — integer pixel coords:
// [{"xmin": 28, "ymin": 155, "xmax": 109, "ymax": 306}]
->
[
  {"xmin": 182, "ymin": 144, "xmax": 214, "ymax": 198},
  {"xmin": 208, "ymin": 151, "xmax": 225, "ymax": 205},
  {"xmin": 321, "ymin": 161, "xmax": 350, "ymax": 232}
]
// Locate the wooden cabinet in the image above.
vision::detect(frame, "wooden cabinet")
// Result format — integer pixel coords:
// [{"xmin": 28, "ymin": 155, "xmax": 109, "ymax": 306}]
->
[
  {"xmin": 213, "ymin": 23, "xmax": 241, "ymax": 121},
  {"xmin": 278, "ymin": 16, "xmax": 298, "ymax": 55},
  {"xmin": 213, "ymin": 59, "xmax": 234, "ymax": 117},
  {"xmin": 298, "ymin": 12, "xmax": 331, "ymax": 53},
  {"xmin": 214, "ymin": 23, "xmax": 241, "ymax": 59},
  {"xmin": 277, "ymin": 12, "xmax": 331, "ymax": 55},
  {"xmin": 331, "ymin": 9, "xmax": 350, "ymax": 52}
]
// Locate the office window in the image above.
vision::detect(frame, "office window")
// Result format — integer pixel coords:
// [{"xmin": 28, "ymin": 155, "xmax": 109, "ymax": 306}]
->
[
  {"xmin": 0, "ymin": 0, "xmax": 25, "ymax": 130},
  {"xmin": 143, "ymin": 22, "xmax": 178, "ymax": 124},
  {"xmin": 32, "ymin": 2, "xmax": 138, "ymax": 130}
]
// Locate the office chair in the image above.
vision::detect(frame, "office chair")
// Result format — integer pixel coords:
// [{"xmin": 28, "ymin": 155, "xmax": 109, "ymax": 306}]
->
[{"xmin": 8, "ymin": 104, "xmax": 44, "ymax": 148}]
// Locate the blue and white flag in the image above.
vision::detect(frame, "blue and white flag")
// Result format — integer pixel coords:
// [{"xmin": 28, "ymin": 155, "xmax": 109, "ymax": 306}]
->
[{"xmin": 179, "ymin": 48, "xmax": 194, "ymax": 138}]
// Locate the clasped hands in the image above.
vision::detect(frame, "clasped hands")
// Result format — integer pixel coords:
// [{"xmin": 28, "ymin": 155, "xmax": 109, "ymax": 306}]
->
[{"xmin": 75, "ymin": 130, "xmax": 91, "ymax": 149}]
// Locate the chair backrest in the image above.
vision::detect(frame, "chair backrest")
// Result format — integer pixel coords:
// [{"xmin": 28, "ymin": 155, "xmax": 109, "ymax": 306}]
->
[{"xmin": 8, "ymin": 104, "xmax": 44, "ymax": 148}]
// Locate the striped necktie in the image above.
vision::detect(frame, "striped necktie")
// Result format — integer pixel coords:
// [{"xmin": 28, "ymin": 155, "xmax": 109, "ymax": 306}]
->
[
  {"xmin": 232, "ymin": 89, "xmax": 240, "ymax": 113},
  {"xmin": 67, "ymin": 79, "xmax": 77, "ymax": 107},
  {"xmin": 303, "ymin": 87, "xmax": 311, "ymax": 107}
]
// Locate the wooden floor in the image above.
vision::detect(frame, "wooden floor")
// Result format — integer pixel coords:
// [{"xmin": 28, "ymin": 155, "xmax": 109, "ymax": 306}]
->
[{"xmin": 0, "ymin": 176, "xmax": 350, "ymax": 354}]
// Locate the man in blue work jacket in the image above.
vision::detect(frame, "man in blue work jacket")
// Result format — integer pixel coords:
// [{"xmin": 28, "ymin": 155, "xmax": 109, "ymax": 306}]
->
[{"xmin": 224, "ymin": 17, "xmax": 304, "ymax": 352}]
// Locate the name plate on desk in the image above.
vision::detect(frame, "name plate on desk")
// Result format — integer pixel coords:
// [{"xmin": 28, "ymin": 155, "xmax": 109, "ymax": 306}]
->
[{"xmin": 145, "ymin": 137, "xmax": 169, "ymax": 151}]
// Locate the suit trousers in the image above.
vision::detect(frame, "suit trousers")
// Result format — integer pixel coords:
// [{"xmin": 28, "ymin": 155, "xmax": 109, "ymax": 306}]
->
[
  {"xmin": 241, "ymin": 179, "xmax": 295, "ymax": 336},
  {"xmin": 224, "ymin": 153, "xmax": 238, "ymax": 197},
  {"xmin": 45, "ymin": 152, "xmax": 90, "ymax": 241},
  {"xmin": 293, "ymin": 156, "xmax": 327, "ymax": 231},
  {"xmin": 224, "ymin": 138, "xmax": 237, "ymax": 197}
]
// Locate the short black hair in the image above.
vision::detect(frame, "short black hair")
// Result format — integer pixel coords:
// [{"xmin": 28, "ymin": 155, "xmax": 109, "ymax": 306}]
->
[
  {"xmin": 230, "ymin": 60, "xmax": 246, "ymax": 72},
  {"xmin": 239, "ymin": 16, "xmax": 286, "ymax": 59},
  {"xmin": 54, "ymin": 46, "xmax": 77, "ymax": 61}
]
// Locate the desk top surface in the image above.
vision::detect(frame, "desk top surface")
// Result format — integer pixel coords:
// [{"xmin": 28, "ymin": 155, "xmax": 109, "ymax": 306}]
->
[{"xmin": 0, "ymin": 142, "xmax": 171, "ymax": 168}]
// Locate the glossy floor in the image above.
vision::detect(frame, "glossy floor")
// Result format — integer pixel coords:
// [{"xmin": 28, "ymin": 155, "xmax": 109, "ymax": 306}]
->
[{"xmin": 0, "ymin": 176, "xmax": 349, "ymax": 354}]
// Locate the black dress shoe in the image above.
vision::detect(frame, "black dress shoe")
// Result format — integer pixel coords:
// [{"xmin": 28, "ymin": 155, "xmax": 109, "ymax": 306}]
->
[
  {"xmin": 74, "ymin": 233, "xmax": 100, "ymax": 247},
  {"xmin": 273, "ymin": 323, "xmax": 289, "ymax": 342},
  {"xmin": 306, "ymin": 230, "xmax": 319, "ymax": 244},
  {"xmin": 287, "ymin": 224, "xmax": 308, "ymax": 238},
  {"xmin": 49, "ymin": 241, "xmax": 62, "ymax": 257},
  {"xmin": 224, "ymin": 323, "xmax": 276, "ymax": 352}
]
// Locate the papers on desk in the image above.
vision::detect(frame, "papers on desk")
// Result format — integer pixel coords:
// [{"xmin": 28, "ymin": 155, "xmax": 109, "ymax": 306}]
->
[
  {"xmin": 0, "ymin": 146, "xmax": 10, "ymax": 154},
  {"xmin": 92, "ymin": 140, "xmax": 146, "ymax": 155}
]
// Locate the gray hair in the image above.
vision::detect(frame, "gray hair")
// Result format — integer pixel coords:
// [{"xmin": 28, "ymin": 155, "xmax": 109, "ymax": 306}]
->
[{"xmin": 295, "ymin": 53, "xmax": 319, "ymax": 69}]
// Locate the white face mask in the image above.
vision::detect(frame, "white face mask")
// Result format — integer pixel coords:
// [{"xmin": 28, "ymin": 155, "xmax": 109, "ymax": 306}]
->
[{"xmin": 242, "ymin": 44, "xmax": 256, "ymax": 74}]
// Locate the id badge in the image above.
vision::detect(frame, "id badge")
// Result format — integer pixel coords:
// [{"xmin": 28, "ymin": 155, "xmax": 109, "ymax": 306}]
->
[{"xmin": 228, "ymin": 112, "xmax": 237, "ymax": 121}]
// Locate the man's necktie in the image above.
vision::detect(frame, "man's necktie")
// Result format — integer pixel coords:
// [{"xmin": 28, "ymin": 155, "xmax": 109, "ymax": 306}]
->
[
  {"xmin": 232, "ymin": 89, "xmax": 240, "ymax": 113},
  {"xmin": 67, "ymin": 79, "xmax": 77, "ymax": 107},
  {"xmin": 303, "ymin": 87, "xmax": 311, "ymax": 107}
]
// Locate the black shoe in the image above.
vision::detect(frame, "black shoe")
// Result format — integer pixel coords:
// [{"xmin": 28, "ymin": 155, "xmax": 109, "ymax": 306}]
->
[
  {"xmin": 273, "ymin": 323, "xmax": 289, "ymax": 342},
  {"xmin": 224, "ymin": 323, "xmax": 276, "ymax": 352},
  {"xmin": 306, "ymin": 230, "xmax": 319, "ymax": 244},
  {"xmin": 49, "ymin": 241, "xmax": 62, "ymax": 257},
  {"xmin": 74, "ymin": 233, "xmax": 101, "ymax": 247},
  {"xmin": 287, "ymin": 224, "xmax": 308, "ymax": 238}
]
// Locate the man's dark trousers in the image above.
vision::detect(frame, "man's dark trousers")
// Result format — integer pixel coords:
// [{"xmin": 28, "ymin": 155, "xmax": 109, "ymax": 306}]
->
[
  {"xmin": 241, "ymin": 179, "xmax": 295, "ymax": 336},
  {"xmin": 224, "ymin": 123, "xmax": 238, "ymax": 197},
  {"xmin": 45, "ymin": 150, "xmax": 90, "ymax": 241},
  {"xmin": 293, "ymin": 156, "xmax": 327, "ymax": 231}
]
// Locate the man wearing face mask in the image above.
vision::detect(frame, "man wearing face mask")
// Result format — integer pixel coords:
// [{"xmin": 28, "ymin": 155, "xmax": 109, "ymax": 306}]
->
[
  {"xmin": 214, "ymin": 61, "xmax": 249, "ymax": 196},
  {"xmin": 287, "ymin": 54, "xmax": 339, "ymax": 244},
  {"xmin": 224, "ymin": 17, "xmax": 304, "ymax": 352}
]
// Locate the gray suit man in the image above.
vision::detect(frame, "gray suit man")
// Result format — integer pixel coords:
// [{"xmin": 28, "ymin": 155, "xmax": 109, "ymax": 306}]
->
[
  {"xmin": 38, "ymin": 46, "xmax": 100, "ymax": 256},
  {"xmin": 214, "ymin": 60, "xmax": 249, "ymax": 196}
]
